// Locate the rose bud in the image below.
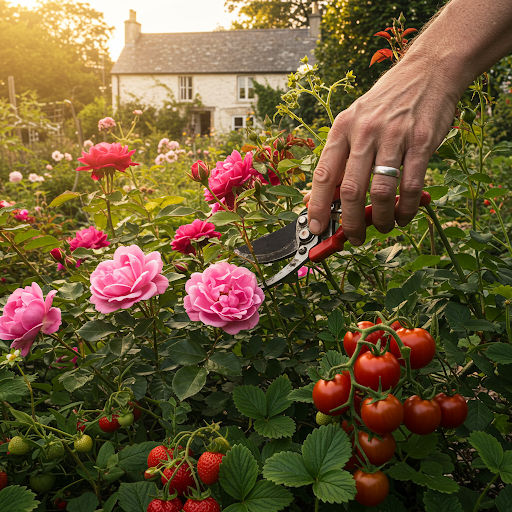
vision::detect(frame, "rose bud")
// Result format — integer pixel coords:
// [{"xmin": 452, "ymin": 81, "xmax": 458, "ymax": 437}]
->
[
  {"xmin": 50, "ymin": 248, "xmax": 65, "ymax": 262},
  {"xmin": 174, "ymin": 263, "xmax": 188, "ymax": 273},
  {"xmin": 187, "ymin": 160, "xmax": 210, "ymax": 184},
  {"xmin": 64, "ymin": 257, "xmax": 77, "ymax": 270}
]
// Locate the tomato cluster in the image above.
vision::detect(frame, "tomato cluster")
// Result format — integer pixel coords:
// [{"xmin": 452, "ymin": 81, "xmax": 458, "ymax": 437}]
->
[{"xmin": 312, "ymin": 320, "xmax": 468, "ymax": 507}]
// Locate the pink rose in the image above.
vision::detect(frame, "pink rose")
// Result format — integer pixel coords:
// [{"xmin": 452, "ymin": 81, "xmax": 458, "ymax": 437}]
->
[
  {"xmin": 9, "ymin": 171, "xmax": 23, "ymax": 183},
  {"xmin": 83, "ymin": 140, "xmax": 94, "ymax": 149},
  {"xmin": 64, "ymin": 153, "xmax": 73, "ymax": 161},
  {"xmin": 184, "ymin": 262, "xmax": 265, "ymax": 334},
  {"xmin": 98, "ymin": 117, "xmax": 116, "ymax": 132},
  {"xmin": 69, "ymin": 226, "xmax": 110, "ymax": 252},
  {"xmin": 0, "ymin": 200, "xmax": 11, "ymax": 208},
  {"xmin": 133, "ymin": 109, "xmax": 143, "ymax": 115},
  {"xmin": 14, "ymin": 209, "xmax": 29, "ymax": 221},
  {"xmin": 297, "ymin": 266, "xmax": 315, "ymax": 278},
  {"xmin": 204, "ymin": 151, "xmax": 261, "ymax": 207},
  {"xmin": 46, "ymin": 164, "xmax": 53, "ymax": 171},
  {"xmin": 76, "ymin": 142, "xmax": 139, "ymax": 181},
  {"xmin": 171, "ymin": 219, "xmax": 221, "ymax": 255},
  {"xmin": 89, "ymin": 245, "xmax": 169, "ymax": 314},
  {"xmin": 0, "ymin": 282, "xmax": 62, "ymax": 356}
]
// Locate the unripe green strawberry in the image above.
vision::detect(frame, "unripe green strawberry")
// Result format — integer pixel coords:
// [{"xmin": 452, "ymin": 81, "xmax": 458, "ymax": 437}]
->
[
  {"xmin": 8, "ymin": 436, "xmax": 30, "ymax": 455},
  {"xmin": 29, "ymin": 473, "xmax": 56, "ymax": 493},
  {"xmin": 74, "ymin": 434, "xmax": 93, "ymax": 453},
  {"xmin": 316, "ymin": 411, "xmax": 332, "ymax": 426},
  {"xmin": 118, "ymin": 412, "xmax": 134, "ymax": 427},
  {"xmin": 47, "ymin": 442, "xmax": 64, "ymax": 459}
]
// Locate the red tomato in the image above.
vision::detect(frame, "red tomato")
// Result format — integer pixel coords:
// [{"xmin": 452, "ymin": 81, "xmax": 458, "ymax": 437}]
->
[
  {"xmin": 403, "ymin": 395, "xmax": 441, "ymax": 435},
  {"xmin": 312, "ymin": 373, "xmax": 351, "ymax": 416},
  {"xmin": 434, "ymin": 393, "xmax": 468, "ymax": 429},
  {"xmin": 343, "ymin": 321, "xmax": 385, "ymax": 357},
  {"xmin": 353, "ymin": 469, "xmax": 389, "ymax": 507},
  {"xmin": 354, "ymin": 351, "xmax": 401, "ymax": 391},
  {"xmin": 391, "ymin": 328, "xmax": 436, "ymax": 369},
  {"xmin": 356, "ymin": 431, "xmax": 396, "ymax": 466},
  {"xmin": 361, "ymin": 394, "xmax": 403, "ymax": 434},
  {"xmin": 341, "ymin": 420, "xmax": 354, "ymax": 435}
]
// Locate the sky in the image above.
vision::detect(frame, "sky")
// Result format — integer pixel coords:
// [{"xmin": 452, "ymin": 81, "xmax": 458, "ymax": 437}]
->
[{"xmin": 11, "ymin": 0, "xmax": 240, "ymax": 60}]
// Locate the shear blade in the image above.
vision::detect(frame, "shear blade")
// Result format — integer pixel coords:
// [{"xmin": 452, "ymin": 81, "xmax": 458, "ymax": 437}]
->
[{"xmin": 234, "ymin": 220, "xmax": 298, "ymax": 263}]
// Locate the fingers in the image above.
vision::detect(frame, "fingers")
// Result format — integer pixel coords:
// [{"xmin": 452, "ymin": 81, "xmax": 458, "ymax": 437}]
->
[{"xmin": 307, "ymin": 121, "xmax": 349, "ymax": 235}]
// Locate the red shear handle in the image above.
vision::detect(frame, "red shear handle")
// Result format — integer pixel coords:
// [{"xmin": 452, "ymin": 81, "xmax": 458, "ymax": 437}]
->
[{"xmin": 309, "ymin": 191, "xmax": 432, "ymax": 263}]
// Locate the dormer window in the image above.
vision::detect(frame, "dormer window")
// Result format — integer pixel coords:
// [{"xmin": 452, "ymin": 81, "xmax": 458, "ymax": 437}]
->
[
  {"xmin": 180, "ymin": 77, "xmax": 193, "ymax": 100},
  {"xmin": 238, "ymin": 77, "xmax": 254, "ymax": 100}
]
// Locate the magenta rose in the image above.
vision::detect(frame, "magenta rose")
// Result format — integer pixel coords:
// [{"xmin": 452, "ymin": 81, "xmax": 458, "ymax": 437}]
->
[
  {"xmin": 184, "ymin": 262, "xmax": 265, "ymax": 334},
  {"xmin": 69, "ymin": 226, "xmax": 110, "ymax": 252},
  {"xmin": 171, "ymin": 219, "xmax": 221, "ymax": 255},
  {"xmin": 89, "ymin": 245, "xmax": 169, "ymax": 314},
  {"xmin": 76, "ymin": 142, "xmax": 139, "ymax": 181},
  {"xmin": 0, "ymin": 282, "xmax": 62, "ymax": 356},
  {"xmin": 204, "ymin": 150, "xmax": 261, "ymax": 207}
]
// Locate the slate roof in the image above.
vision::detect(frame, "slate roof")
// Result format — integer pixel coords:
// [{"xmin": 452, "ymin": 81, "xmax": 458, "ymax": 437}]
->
[{"xmin": 111, "ymin": 28, "xmax": 317, "ymax": 75}]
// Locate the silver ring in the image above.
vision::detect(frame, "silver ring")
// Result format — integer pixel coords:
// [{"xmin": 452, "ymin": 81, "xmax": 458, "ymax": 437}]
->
[{"xmin": 373, "ymin": 165, "xmax": 400, "ymax": 179}]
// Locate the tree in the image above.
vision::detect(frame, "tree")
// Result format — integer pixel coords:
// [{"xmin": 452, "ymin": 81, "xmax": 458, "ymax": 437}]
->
[
  {"xmin": 316, "ymin": 0, "xmax": 444, "ymax": 113},
  {"xmin": 225, "ymin": 0, "xmax": 328, "ymax": 29},
  {"xmin": 0, "ymin": 0, "xmax": 113, "ymax": 107}
]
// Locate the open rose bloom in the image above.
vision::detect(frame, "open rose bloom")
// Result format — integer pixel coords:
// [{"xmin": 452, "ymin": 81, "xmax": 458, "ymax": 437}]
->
[
  {"xmin": 171, "ymin": 219, "xmax": 221, "ymax": 255},
  {"xmin": 184, "ymin": 262, "xmax": 265, "ymax": 334},
  {"xmin": 90, "ymin": 245, "xmax": 169, "ymax": 314},
  {"xmin": 0, "ymin": 283, "xmax": 62, "ymax": 356},
  {"xmin": 76, "ymin": 142, "xmax": 139, "ymax": 181}
]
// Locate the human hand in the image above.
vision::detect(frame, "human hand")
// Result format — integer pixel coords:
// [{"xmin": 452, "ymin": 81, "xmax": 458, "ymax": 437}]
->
[{"xmin": 305, "ymin": 60, "xmax": 458, "ymax": 246}]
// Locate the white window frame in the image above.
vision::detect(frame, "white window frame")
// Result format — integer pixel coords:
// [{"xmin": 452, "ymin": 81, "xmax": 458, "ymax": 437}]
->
[
  {"xmin": 179, "ymin": 76, "xmax": 193, "ymax": 101},
  {"xmin": 237, "ymin": 76, "xmax": 254, "ymax": 101},
  {"xmin": 232, "ymin": 115, "xmax": 255, "ymax": 131}
]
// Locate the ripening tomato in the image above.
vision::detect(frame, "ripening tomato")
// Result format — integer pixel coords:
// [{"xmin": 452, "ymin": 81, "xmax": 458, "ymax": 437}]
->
[
  {"xmin": 353, "ymin": 469, "xmax": 389, "ymax": 507},
  {"xmin": 356, "ymin": 431, "xmax": 396, "ymax": 466},
  {"xmin": 312, "ymin": 373, "xmax": 351, "ymax": 416},
  {"xmin": 343, "ymin": 321, "xmax": 385, "ymax": 357},
  {"xmin": 361, "ymin": 394, "xmax": 403, "ymax": 434},
  {"xmin": 354, "ymin": 351, "xmax": 401, "ymax": 391},
  {"xmin": 391, "ymin": 328, "xmax": 437, "ymax": 369},
  {"xmin": 434, "ymin": 393, "xmax": 468, "ymax": 429},
  {"xmin": 403, "ymin": 395, "xmax": 441, "ymax": 435}
]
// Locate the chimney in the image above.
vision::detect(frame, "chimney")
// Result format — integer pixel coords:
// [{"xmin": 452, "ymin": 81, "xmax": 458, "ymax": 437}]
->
[
  {"xmin": 125, "ymin": 10, "xmax": 141, "ymax": 45},
  {"xmin": 309, "ymin": 1, "xmax": 321, "ymax": 40}
]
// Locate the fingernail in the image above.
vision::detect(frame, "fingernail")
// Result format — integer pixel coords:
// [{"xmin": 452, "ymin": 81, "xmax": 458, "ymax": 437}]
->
[
  {"xmin": 397, "ymin": 219, "xmax": 408, "ymax": 227},
  {"xmin": 349, "ymin": 237, "xmax": 362, "ymax": 246},
  {"xmin": 309, "ymin": 219, "xmax": 321, "ymax": 233}
]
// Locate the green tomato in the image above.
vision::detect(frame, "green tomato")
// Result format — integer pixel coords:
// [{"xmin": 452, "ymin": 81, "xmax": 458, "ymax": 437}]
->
[
  {"xmin": 30, "ymin": 474, "xmax": 56, "ymax": 493},
  {"xmin": 117, "ymin": 412, "xmax": 134, "ymax": 427}
]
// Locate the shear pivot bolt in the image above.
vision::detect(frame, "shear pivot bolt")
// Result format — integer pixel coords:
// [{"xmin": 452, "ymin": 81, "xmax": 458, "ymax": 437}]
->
[
  {"xmin": 299, "ymin": 229, "xmax": 313, "ymax": 242},
  {"xmin": 298, "ymin": 247, "xmax": 307, "ymax": 255},
  {"xmin": 298, "ymin": 216, "xmax": 307, "ymax": 226}
]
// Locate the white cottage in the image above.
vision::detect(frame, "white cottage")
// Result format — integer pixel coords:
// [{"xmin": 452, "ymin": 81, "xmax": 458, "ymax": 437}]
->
[{"xmin": 111, "ymin": 8, "xmax": 320, "ymax": 134}]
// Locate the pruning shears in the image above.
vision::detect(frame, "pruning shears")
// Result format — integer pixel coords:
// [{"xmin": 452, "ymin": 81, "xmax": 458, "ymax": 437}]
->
[{"xmin": 234, "ymin": 188, "xmax": 432, "ymax": 287}]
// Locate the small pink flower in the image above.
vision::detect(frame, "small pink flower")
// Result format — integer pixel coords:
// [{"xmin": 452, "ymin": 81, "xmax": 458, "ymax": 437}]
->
[
  {"xmin": 28, "ymin": 173, "xmax": 44, "ymax": 183},
  {"xmin": 46, "ymin": 164, "xmax": 53, "ymax": 171},
  {"xmin": 187, "ymin": 151, "xmax": 193, "ymax": 156},
  {"xmin": 203, "ymin": 150, "xmax": 210, "ymax": 156},
  {"xmin": 0, "ymin": 200, "xmax": 11, "ymax": 208},
  {"xmin": 204, "ymin": 151, "xmax": 261, "ymax": 207},
  {"xmin": 14, "ymin": 209, "xmax": 29, "ymax": 221},
  {"xmin": 133, "ymin": 110, "xmax": 143, "ymax": 115},
  {"xmin": 64, "ymin": 153, "xmax": 73, "ymax": 161},
  {"xmin": 69, "ymin": 226, "xmax": 110, "ymax": 252},
  {"xmin": 171, "ymin": 220, "xmax": 221, "ymax": 255},
  {"xmin": 9, "ymin": 171, "xmax": 23, "ymax": 183},
  {"xmin": 34, "ymin": 206, "xmax": 42, "ymax": 213},
  {"xmin": 89, "ymin": 245, "xmax": 169, "ymax": 314},
  {"xmin": 0, "ymin": 282, "xmax": 62, "ymax": 356},
  {"xmin": 155, "ymin": 154, "xmax": 166, "ymax": 165},
  {"xmin": 76, "ymin": 142, "xmax": 139, "ymax": 181},
  {"xmin": 184, "ymin": 262, "xmax": 265, "ymax": 335},
  {"xmin": 297, "ymin": 266, "xmax": 314, "ymax": 278},
  {"xmin": 98, "ymin": 117, "xmax": 116, "ymax": 132},
  {"xmin": 54, "ymin": 347, "xmax": 78, "ymax": 368},
  {"xmin": 52, "ymin": 151, "xmax": 64, "ymax": 162},
  {"xmin": 83, "ymin": 140, "xmax": 94, "ymax": 149}
]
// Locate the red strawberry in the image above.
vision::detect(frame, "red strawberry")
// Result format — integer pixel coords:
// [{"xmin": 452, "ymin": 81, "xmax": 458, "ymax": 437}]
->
[
  {"xmin": 147, "ymin": 445, "xmax": 172, "ymax": 468},
  {"xmin": 183, "ymin": 497, "xmax": 220, "ymax": 512},
  {"xmin": 54, "ymin": 498, "xmax": 68, "ymax": 510},
  {"xmin": 147, "ymin": 498, "xmax": 182, "ymax": 512},
  {"xmin": 99, "ymin": 415, "xmax": 120, "ymax": 433},
  {"xmin": 197, "ymin": 452, "xmax": 225, "ymax": 485},
  {"xmin": 0, "ymin": 471, "xmax": 7, "ymax": 490},
  {"xmin": 161, "ymin": 463, "xmax": 196, "ymax": 496}
]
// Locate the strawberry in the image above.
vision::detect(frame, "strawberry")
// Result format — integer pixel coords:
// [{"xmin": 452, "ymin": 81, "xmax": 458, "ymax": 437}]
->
[
  {"xmin": 316, "ymin": 411, "xmax": 332, "ymax": 425},
  {"xmin": 197, "ymin": 452, "xmax": 224, "ymax": 485},
  {"xmin": 129, "ymin": 401, "xmax": 142, "ymax": 422},
  {"xmin": 147, "ymin": 497, "xmax": 183, "ymax": 512},
  {"xmin": 0, "ymin": 470, "xmax": 7, "ymax": 490},
  {"xmin": 161, "ymin": 462, "xmax": 196, "ymax": 496},
  {"xmin": 74, "ymin": 434, "xmax": 93, "ymax": 453},
  {"xmin": 8, "ymin": 436, "xmax": 30, "ymax": 455},
  {"xmin": 54, "ymin": 498, "xmax": 68, "ymax": 510},
  {"xmin": 147, "ymin": 445, "xmax": 172, "ymax": 468},
  {"xmin": 99, "ymin": 415, "xmax": 120, "ymax": 433},
  {"xmin": 182, "ymin": 497, "xmax": 220, "ymax": 512},
  {"xmin": 47, "ymin": 442, "xmax": 65, "ymax": 459}
]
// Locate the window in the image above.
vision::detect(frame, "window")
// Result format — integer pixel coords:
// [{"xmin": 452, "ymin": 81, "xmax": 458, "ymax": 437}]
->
[
  {"xmin": 232, "ymin": 115, "xmax": 255, "ymax": 131},
  {"xmin": 179, "ymin": 76, "xmax": 193, "ymax": 100},
  {"xmin": 238, "ymin": 76, "xmax": 254, "ymax": 100}
]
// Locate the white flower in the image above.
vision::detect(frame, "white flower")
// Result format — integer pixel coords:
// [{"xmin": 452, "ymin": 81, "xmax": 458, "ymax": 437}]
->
[
  {"xmin": 13, "ymin": 349, "xmax": 20, "ymax": 358},
  {"xmin": 64, "ymin": 153, "xmax": 73, "ymax": 161},
  {"xmin": 52, "ymin": 151, "xmax": 64, "ymax": 162},
  {"xmin": 29, "ymin": 173, "xmax": 44, "ymax": 183},
  {"xmin": 6, "ymin": 353, "xmax": 16, "ymax": 362}
]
